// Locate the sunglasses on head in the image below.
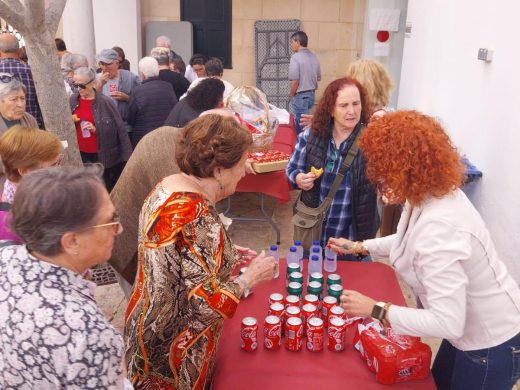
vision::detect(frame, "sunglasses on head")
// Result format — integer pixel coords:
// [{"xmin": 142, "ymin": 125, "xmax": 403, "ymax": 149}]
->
[
  {"xmin": 0, "ymin": 73, "xmax": 17, "ymax": 83},
  {"xmin": 72, "ymin": 78, "xmax": 95, "ymax": 89}
]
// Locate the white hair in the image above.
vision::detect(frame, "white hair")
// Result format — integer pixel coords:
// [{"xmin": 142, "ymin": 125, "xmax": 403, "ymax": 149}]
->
[
  {"xmin": 138, "ymin": 57, "xmax": 159, "ymax": 79},
  {"xmin": 155, "ymin": 35, "xmax": 171, "ymax": 49}
]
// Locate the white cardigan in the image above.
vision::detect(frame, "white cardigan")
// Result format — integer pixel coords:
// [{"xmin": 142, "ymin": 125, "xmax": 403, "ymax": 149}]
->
[{"xmin": 366, "ymin": 189, "xmax": 520, "ymax": 351}]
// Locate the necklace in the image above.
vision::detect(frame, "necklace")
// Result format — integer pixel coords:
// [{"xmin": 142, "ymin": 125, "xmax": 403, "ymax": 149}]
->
[{"xmin": 181, "ymin": 173, "xmax": 217, "ymax": 204}]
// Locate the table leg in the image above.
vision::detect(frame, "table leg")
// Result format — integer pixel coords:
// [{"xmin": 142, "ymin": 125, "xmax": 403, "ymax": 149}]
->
[{"xmin": 223, "ymin": 193, "xmax": 281, "ymax": 245}]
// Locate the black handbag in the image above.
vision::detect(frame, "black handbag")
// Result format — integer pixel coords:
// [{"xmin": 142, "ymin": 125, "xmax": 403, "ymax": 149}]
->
[{"xmin": 292, "ymin": 130, "xmax": 363, "ymax": 250}]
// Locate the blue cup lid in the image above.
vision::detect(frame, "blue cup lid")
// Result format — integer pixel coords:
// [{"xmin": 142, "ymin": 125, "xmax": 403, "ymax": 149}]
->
[
  {"xmin": 270, "ymin": 245, "xmax": 277, "ymax": 251},
  {"xmin": 312, "ymin": 240, "xmax": 320, "ymax": 245},
  {"xmin": 294, "ymin": 240, "xmax": 302, "ymax": 246},
  {"xmin": 312, "ymin": 247, "xmax": 320, "ymax": 252},
  {"xmin": 290, "ymin": 246, "xmax": 297, "ymax": 252},
  {"xmin": 311, "ymin": 255, "xmax": 319, "ymax": 261}
]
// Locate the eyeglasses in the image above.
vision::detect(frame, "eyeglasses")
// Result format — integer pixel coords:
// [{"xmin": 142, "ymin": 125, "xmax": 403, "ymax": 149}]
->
[
  {"xmin": 326, "ymin": 150, "xmax": 339, "ymax": 172},
  {"xmin": 72, "ymin": 78, "xmax": 95, "ymax": 90},
  {"xmin": 0, "ymin": 72, "xmax": 17, "ymax": 83},
  {"xmin": 85, "ymin": 213, "xmax": 123, "ymax": 235},
  {"xmin": 51, "ymin": 154, "xmax": 64, "ymax": 167}
]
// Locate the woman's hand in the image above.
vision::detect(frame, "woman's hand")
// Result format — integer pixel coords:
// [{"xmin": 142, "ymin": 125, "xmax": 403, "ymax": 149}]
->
[
  {"xmin": 83, "ymin": 121, "xmax": 96, "ymax": 133},
  {"xmin": 242, "ymin": 250, "xmax": 276, "ymax": 290},
  {"xmin": 234, "ymin": 245, "xmax": 257, "ymax": 265},
  {"xmin": 328, "ymin": 237, "xmax": 355, "ymax": 254},
  {"xmin": 295, "ymin": 172, "xmax": 316, "ymax": 191},
  {"xmin": 111, "ymin": 91, "xmax": 130, "ymax": 102},
  {"xmin": 245, "ymin": 159, "xmax": 256, "ymax": 175},
  {"xmin": 340, "ymin": 289, "xmax": 376, "ymax": 318},
  {"xmin": 299, "ymin": 114, "xmax": 313, "ymax": 131}
]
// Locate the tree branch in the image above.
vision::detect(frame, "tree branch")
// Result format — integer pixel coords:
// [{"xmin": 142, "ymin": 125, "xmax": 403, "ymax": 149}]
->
[
  {"xmin": 0, "ymin": 0, "xmax": 26, "ymax": 33},
  {"xmin": 23, "ymin": 0, "xmax": 45, "ymax": 31},
  {"xmin": 45, "ymin": 0, "xmax": 67, "ymax": 36}
]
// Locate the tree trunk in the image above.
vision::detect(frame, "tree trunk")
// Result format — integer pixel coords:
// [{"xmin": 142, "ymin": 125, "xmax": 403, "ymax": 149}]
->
[
  {"xmin": 24, "ymin": 34, "xmax": 82, "ymax": 166},
  {"xmin": 0, "ymin": 0, "xmax": 82, "ymax": 166}
]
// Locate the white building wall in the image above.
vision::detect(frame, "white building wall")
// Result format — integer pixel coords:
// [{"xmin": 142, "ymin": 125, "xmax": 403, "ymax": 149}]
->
[
  {"xmin": 398, "ymin": 0, "xmax": 520, "ymax": 282},
  {"xmin": 62, "ymin": 0, "xmax": 96, "ymax": 67},
  {"xmin": 91, "ymin": 0, "xmax": 142, "ymax": 72}
]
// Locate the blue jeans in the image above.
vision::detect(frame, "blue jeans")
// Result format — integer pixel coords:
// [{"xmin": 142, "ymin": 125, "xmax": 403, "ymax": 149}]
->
[
  {"xmin": 432, "ymin": 332, "xmax": 520, "ymax": 389},
  {"xmin": 290, "ymin": 91, "xmax": 315, "ymax": 135}
]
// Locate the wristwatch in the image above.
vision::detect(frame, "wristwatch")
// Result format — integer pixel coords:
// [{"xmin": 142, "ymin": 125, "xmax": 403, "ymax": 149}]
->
[
  {"xmin": 371, "ymin": 301, "xmax": 387, "ymax": 321},
  {"xmin": 237, "ymin": 274, "xmax": 251, "ymax": 298}
]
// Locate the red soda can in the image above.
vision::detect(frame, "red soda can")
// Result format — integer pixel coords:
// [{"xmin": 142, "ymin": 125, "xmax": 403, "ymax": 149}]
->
[
  {"xmin": 269, "ymin": 302, "xmax": 284, "ymax": 318},
  {"xmin": 241, "ymin": 317, "xmax": 258, "ymax": 351},
  {"xmin": 301, "ymin": 303, "xmax": 318, "ymax": 336},
  {"xmin": 285, "ymin": 316, "xmax": 303, "ymax": 351},
  {"xmin": 327, "ymin": 316, "xmax": 346, "ymax": 352},
  {"xmin": 329, "ymin": 305, "xmax": 347, "ymax": 321},
  {"xmin": 303, "ymin": 294, "xmax": 319, "ymax": 308},
  {"xmin": 269, "ymin": 292, "xmax": 284, "ymax": 306},
  {"xmin": 264, "ymin": 315, "xmax": 281, "ymax": 350},
  {"xmin": 321, "ymin": 296, "xmax": 338, "ymax": 326},
  {"xmin": 283, "ymin": 305, "xmax": 301, "ymax": 336},
  {"xmin": 285, "ymin": 294, "xmax": 300, "ymax": 308},
  {"xmin": 306, "ymin": 317, "xmax": 324, "ymax": 352}
]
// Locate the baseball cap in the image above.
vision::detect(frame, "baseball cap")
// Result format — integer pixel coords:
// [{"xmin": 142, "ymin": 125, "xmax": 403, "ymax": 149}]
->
[{"xmin": 96, "ymin": 49, "xmax": 119, "ymax": 64}]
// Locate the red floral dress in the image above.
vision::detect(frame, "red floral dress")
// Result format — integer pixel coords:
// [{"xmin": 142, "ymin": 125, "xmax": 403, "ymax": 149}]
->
[{"xmin": 125, "ymin": 184, "xmax": 241, "ymax": 390}]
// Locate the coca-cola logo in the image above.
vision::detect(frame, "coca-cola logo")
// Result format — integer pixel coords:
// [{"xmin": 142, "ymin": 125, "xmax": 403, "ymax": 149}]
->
[
  {"xmin": 264, "ymin": 324, "xmax": 281, "ymax": 337},
  {"xmin": 242, "ymin": 328, "xmax": 257, "ymax": 341}
]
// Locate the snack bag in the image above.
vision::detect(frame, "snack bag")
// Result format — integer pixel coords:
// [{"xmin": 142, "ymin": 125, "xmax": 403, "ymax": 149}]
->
[{"xmin": 358, "ymin": 321, "xmax": 432, "ymax": 385}]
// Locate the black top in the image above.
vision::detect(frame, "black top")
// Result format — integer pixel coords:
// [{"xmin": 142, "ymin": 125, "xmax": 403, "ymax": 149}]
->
[
  {"xmin": 159, "ymin": 69, "xmax": 191, "ymax": 100},
  {"xmin": 163, "ymin": 99, "xmax": 202, "ymax": 128},
  {"xmin": 127, "ymin": 77, "xmax": 177, "ymax": 147}
]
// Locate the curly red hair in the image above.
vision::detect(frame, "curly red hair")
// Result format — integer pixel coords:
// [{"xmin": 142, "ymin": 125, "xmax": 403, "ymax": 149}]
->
[
  {"xmin": 311, "ymin": 77, "xmax": 369, "ymax": 136},
  {"xmin": 359, "ymin": 110, "xmax": 465, "ymax": 205}
]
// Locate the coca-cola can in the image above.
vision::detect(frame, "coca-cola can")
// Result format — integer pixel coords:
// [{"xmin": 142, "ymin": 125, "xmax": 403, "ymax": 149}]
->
[
  {"xmin": 263, "ymin": 315, "xmax": 281, "ymax": 350},
  {"xmin": 285, "ymin": 294, "xmax": 300, "ymax": 308},
  {"xmin": 306, "ymin": 317, "xmax": 324, "ymax": 352},
  {"xmin": 303, "ymin": 294, "xmax": 319, "ymax": 307},
  {"xmin": 241, "ymin": 317, "xmax": 258, "ymax": 352},
  {"xmin": 284, "ymin": 305, "xmax": 301, "ymax": 336},
  {"xmin": 321, "ymin": 296, "xmax": 338, "ymax": 326},
  {"xmin": 329, "ymin": 305, "xmax": 347, "ymax": 321},
  {"xmin": 269, "ymin": 302, "xmax": 285, "ymax": 318},
  {"xmin": 285, "ymin": 316, "xmax": 303, "ymax": 351},
  {"xmin": 327, "ymin": 316, "xmax": 346, "ymax": 352},
  {"xmin": 269, "ymin": 292, "xmax": 284, "ymax": 306},
  {"xmin": 301, "ymin": 303, "xmax": 318, "ymax": 336}
]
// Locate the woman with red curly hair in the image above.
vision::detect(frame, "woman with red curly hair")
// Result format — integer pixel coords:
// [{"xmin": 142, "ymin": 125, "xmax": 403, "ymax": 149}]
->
[
  {"xmin": 285, "ymin": 77, "xmax": 379, "ymax": 252},
  {"xmin": 329, "ymin": 111, "xmax": 520, "ymax": 389}
]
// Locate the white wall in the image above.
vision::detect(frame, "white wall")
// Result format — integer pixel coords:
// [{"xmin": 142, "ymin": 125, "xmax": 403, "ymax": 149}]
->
[
  {"xmin": 92, "ymin": 0, "xmax": 142, "ymax": 72},
  {"xmin": 398, "ymin": 0, "xmax": 520, "ymax": 282},
  {"xmin": 361, "ymin": 0, "xmax": 408, "ymax": 108},
  {"xmin": 62, "ymin": 0, "xmax": 96, "ymax": 68}
]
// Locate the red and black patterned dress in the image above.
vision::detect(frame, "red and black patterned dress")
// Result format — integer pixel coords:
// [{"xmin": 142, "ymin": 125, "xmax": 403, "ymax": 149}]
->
[{"xmin": 125, "ymin": 184, "xmax": 241, "ymax": 389}]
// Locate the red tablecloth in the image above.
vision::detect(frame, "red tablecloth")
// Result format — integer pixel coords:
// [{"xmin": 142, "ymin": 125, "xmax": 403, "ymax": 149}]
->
[
  {"xmin": 235, "ymin": 122, "xmax": 297, "ymax": 203},
  {"xmin": 213, "ymin": 261, "xmax": 436, "ymax": 390}
]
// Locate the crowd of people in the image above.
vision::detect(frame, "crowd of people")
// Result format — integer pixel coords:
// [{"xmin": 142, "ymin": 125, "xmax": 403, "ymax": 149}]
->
[{"xmin": 0, "ymin": 29, "xmax": 519, "ymax": 390}]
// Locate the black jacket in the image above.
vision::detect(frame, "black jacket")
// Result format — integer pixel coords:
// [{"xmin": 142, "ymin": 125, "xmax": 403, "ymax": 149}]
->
[
  {"xmin": 301, "ymin": 123, "xmax": 379, "ymax": 241},
  {"xmin": 70, "ymin": 91, "xmax": 132, "ymax": 169},
  {"xmin": 127, "ymin": 77, "xmax": 177, "ymax": 147},
  {"xmin": 159, "ymin": 69, "xmax": 191, "ymax": 100},
  {"xmin": 163, "ymin": 99, "xmax": 202, "ymax": 128}
]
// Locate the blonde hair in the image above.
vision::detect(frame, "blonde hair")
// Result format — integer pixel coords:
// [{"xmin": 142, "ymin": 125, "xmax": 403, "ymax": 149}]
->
[
  {"xmin": 0, "ymin": 125, "xmax": 63, "ymax": 182},
  {"xmin": 346, "ymin": 59, "xmax": 394, "ymax": 114}
]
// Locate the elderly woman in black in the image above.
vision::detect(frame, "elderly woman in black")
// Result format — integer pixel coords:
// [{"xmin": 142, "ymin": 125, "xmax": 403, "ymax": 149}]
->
[
  {"xmin": 164, "ymin": 77, "xmax": 225, "ymax": 128},
  {"xmin": 0, "ymin": 166, "xmax": 130, "ymax": 388},
  {"xmin": 69, "ymin": 67, "xmax": 132, "ymax": 191}
]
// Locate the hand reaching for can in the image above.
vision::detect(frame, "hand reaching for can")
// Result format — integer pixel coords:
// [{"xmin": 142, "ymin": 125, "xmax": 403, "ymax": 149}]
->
[{"xmin": 242, "ymin": 250, "xmax": 276, "ymax": 290}]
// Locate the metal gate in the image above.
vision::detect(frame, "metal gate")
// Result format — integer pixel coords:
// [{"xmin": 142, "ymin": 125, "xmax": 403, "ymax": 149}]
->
[{"xmin": 255, "ymin": 19, "xmax": 300, "ymax": 110}]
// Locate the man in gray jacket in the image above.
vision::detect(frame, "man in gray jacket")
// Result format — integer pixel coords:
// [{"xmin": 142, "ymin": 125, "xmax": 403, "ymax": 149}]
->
[{"xmin": 96, "ymin": 48, "xmax": 140, "ymax": 134}]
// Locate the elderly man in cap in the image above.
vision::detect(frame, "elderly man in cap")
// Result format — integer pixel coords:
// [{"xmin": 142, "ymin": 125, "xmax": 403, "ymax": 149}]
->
[{"xmin": 96, "ymin": 48, "xmax": 140, "ymax": 133}]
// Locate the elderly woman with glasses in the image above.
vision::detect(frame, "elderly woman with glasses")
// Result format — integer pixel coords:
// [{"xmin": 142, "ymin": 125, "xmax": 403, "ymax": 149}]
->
[
  {"xmin": 0, "ymin": 166, "xmax": 132, "ymax": 388},
  {"xmin": 0, "ymin": 73, "xmax": 37, "ymax": 135},
  {"xmin": 69, "ymin": 66, "xmax": 132, "ymax": 191}
]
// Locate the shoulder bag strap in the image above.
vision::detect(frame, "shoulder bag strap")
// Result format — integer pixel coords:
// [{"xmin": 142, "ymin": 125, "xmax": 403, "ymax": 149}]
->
[{"xmin": 318, "ymin": 127, "xmax": 364, "ymax": 211}]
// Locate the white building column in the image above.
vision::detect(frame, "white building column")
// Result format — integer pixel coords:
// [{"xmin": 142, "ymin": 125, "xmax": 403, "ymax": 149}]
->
[{"xmin": 62, "ymin": 0, "xmax": 97, "ymax": 68}]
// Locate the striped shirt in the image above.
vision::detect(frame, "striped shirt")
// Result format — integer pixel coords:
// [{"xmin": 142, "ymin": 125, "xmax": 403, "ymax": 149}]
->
[{"xmin": 286, "ymin": 129, "xmax": 354, "ymax": 244}]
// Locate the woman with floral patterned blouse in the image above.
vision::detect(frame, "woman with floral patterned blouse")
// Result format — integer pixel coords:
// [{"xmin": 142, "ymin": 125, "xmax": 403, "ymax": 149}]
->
[
  {"xmin": 125, "ymin": 115, "xmax": 276, "ymax": 389},
  {"xmin": 0, "ymin": 166, "xmax": 131, "ymax": 389}
]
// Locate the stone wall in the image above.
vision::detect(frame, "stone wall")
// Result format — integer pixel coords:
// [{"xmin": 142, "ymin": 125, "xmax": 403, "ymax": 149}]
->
[{"xmin": 141, "ymin": 0, "xmax": 366, "ymax": 100}]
